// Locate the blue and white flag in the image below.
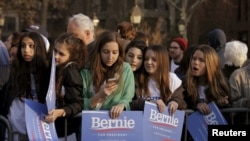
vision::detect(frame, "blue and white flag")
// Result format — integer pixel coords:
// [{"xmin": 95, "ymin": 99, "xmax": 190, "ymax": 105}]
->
[
  {"xmin": 46, "ymin": 51, "xmax": 56, "ymax": 111},
  {"xmin": 25, "ymin": 99, "xmax": 58, "ymax": 141},
  {"xmin": 25, "ymin": 51, "xmax": 58, "ymax": 140}
]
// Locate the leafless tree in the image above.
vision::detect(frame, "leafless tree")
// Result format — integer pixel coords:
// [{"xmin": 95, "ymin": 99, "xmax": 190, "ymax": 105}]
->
[
  {"xmin": 3, "ymin": 0, "xmax": 71, "ymax": 27},
  {"xmin": 165, "ymin": 0, "xmax": 206, "ymax": 39}
]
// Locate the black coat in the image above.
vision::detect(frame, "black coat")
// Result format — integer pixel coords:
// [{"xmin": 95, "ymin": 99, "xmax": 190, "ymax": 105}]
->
[
  {"xmin": 0, "ymin": 64, "xmax": 11, "ymax": 116},
  {"xmin": 55, "ymin": 63, "xmax": 83, "ymax": 137}
]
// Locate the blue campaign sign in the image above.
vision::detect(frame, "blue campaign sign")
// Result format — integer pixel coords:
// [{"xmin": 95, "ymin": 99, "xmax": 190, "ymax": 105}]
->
[
  {"xmin": 143, "ymin": 101, "xmax": 185, "ymax": 141},
  {"xmin": 81, "ymin": 111, "xmax": 143, "ymax": 141},
  {"xmin": 187, "ymin": 101, "xmax": 228, "ymax": 141},
  {"xmin": 46, "ymin": 51, "xmax": 56, "ymax": 111},
  {"xmin": 24, "ymin": 99, "xmax": 58, "ymax": 141}
]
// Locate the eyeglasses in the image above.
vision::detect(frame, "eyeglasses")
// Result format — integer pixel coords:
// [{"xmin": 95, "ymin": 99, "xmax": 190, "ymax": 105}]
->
[{"xmin": 169, "ymin": 46, "xmax": 180, "ymax": 50}]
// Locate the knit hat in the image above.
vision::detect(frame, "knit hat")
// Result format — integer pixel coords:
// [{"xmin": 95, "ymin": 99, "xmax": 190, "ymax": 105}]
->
[
  {"xmin": 172, "ymin": 37, "xmax": 188, "ymax": 51},
  {"xmin": 23, "ymin": 25, "xmax": 48, "ymax": 38},
  {"xmin": 22, "ymin": 25, "xmax": 50, "ymax": 52}
]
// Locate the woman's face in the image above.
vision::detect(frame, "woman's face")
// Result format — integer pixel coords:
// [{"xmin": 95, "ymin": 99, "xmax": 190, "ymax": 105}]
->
[
  {"xmin": 191, "ymin": 50, "xmax": 206, "ymax": 76},
  {"xmin": 125, "ymin": 47, "xmax": 143, "ymax": 71},
  {"xmin": 54, "ymin": 43, "xmax": 70, "ymax": 66},
  {"xmin": 9, "ymin": 46, "xmax": 18, "ymax": 64},
  {"xmin": 4, "ymin": 34, "xmax": 13, "ymax": 50},
  {"xmin": 144, "ymin": 49, "xmax": 158, "ymax": 75},
  {"xmin": 101, "ymin": 41, "xmax": 119, "ymax": 67},
  {"xmin": 21, "ymin": 37, "xmax": 35, "ymax": 62}
]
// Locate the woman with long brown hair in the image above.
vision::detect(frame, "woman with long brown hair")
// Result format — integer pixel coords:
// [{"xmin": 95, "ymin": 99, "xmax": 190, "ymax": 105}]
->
[
  {"xmin": 184, "ymin": 44, "xmax": 230, "ymax": 115},
  {"xmin": 131, "ymin": 44, "xmax": 187, "ymax": 115},
  {"xmin": 81, "ymin": 31, "xmax": 135, "ymax": 119}
]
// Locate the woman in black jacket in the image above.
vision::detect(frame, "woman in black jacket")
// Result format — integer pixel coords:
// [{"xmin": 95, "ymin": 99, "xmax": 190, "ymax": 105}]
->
[{"xmin": 45, "ymin": 33, "xmax": 87, "ymax": 140}]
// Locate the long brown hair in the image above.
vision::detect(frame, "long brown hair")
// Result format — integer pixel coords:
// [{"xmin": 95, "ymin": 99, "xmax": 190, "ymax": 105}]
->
[
  {"xmin": 186, "ymin": 44, "xmax": 230, "ymax": 102},
  {"xmin": 138, "ymin": 44, "xmax": 172, "ymax": 102},
  {"xmin": 91, "ymin": 31, "xmax": 124, "ymax": 92}
]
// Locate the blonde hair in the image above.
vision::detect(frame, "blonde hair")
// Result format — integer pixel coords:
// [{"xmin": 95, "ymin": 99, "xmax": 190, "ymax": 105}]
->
[{"xmin": 186, "ymin": 45, "xmax": 230, "ymax": 102}]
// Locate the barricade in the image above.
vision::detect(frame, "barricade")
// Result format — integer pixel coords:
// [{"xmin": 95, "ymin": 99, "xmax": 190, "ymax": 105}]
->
[
  {"xmin": 0, "ymin": 115, "xmax": 12, "ymax": 141},
  {"xmin": 3, "ymin": 108, "xmax": 249, "ymax": 141},
  {"xmin": 182, "ymin": 109, "xmax": 194, "ymax": 141},
  {"xmin": 182, "ymin": 108, "xmax": 250, "ymax": 141},
  {"xmin": 65, "ymin": 108, "xmax": 250, "ymax": 141},
  {"xmin": 220, "ymin": 108, "xmax": 250, "ymax": 124}
]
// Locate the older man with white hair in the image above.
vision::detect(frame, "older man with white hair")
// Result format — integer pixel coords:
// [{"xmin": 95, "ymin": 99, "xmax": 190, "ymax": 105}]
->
[
  {"xmin": 67, "ymin": 13, "xmax": 95, "ymax": 57},
  {"xmin": 222, "ymin": 40, "xmax": 248, "ymax": 80}
]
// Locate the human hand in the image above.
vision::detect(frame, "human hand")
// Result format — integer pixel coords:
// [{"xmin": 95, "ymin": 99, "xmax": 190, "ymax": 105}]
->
[
  {"xmin": 168, "ymin": 101, "xmax": 179, "ymax": 116},
  {"xmin": 196, "ymin": 103, "xmax": 211, "ymax": 115},
  {"xmin": 155, "ymin": 99, "xmax": 166, "ymax": 113},
  {"xmin": 216, "ymin": 96, "xmax": 229, "ymax": 106},
  {"xmin": 45, "ymin": 109, "xmax": 65, "ymax": 123},
  {"xmin": 110, "ymin": 103, "xmax": 125, "ymax": 119},
  {"xmin": 99, "ymin": 81, "xmax": 118, "ymax": 98}
]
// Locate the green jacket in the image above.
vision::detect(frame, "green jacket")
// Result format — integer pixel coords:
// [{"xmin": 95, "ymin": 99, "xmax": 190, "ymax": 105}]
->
[{"xmin": 81, "ymin": 62, "xmax": 135, "ymax": 110}]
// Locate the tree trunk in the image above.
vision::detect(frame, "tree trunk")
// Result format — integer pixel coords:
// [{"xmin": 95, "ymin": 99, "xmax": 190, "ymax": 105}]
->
[
  {"xmin": 41, "ymin": 0, "xmax": 48, "ymax": 29},
  {"xmin": 168, "ymin": 5, "xmax": 176, "ymax": 36}
]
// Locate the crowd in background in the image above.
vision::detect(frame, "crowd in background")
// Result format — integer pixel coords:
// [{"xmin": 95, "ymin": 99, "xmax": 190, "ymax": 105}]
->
[{"xmin": 0, "ymin": 13, "xmax": 250, "ymax": 141}]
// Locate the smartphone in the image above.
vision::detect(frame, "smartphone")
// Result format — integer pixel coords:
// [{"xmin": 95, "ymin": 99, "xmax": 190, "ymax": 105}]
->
[{"xmin": 107, "ymin": 77, "xmax": 117, "ymax": 84}]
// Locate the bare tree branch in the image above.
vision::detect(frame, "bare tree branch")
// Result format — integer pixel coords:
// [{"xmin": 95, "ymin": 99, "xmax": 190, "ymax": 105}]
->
[
  {"xmin": 166, "ymin": 0, "xmax": 182, "ymax": 12},
  {"xmin": 186, "ymin": 0, "xmax": 206, "ymax": 23}
]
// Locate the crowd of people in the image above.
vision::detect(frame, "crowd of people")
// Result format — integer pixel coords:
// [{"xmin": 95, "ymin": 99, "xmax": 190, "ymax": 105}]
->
[{"xmin": 0, "ymin": 12, "xmax": 250, "ymax": 141}]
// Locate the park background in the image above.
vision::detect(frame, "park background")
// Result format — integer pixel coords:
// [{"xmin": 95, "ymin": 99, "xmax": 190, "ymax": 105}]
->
[{"xmin": 0, "ymin": 0, "xmax": 248, "ymax": 56}]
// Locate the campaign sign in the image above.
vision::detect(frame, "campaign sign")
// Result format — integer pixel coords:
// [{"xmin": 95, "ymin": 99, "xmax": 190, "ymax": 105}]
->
[
  {"xmin": 25, "ymin": 99, "xmax": 58, "ymax": 141},
  {"xmin": 187, "ymin": 101, "xmax": 228, "ymax": 141},
  {"xmin": 46, "ymin": 51, "xmax": 56, "ymax": 111},
  {"xmin": 143, "ymin": 101, "xmax": 185, "ymax": 141},
  {"xmin": 81, "ymin": 111, "xmax": 143, "ymax": 141}
]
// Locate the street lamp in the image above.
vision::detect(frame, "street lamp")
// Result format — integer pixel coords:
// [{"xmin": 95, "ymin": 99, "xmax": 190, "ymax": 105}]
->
[
  {"xmin": 92, "ymin": 12, "xmax": 99, "ymax": 28},
  {"xmin": 130, "ymin": 3, "xmax": 142, "ymax": 29},
  {"xmin": 0, "ymin": 7, "xmax": 5, "ymax": 39},
  {"xmin": 178, "ymin": 20, "xmax": 185, "ymax": 37},
  {"xmin": 178, "ymin": 12, "xmax": 186, "ymax": 38}
]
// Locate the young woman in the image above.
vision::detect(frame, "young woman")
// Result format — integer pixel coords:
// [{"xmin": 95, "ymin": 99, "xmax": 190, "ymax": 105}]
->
[
  {"xmin": 130, "ymin": 45, "xmax": 187, "ymax": 115},
  {"xmin": 184, "ymin": 45, "xmax": 230, "ymax": 115},
  {"xmin": 124, "ymin": 40, "xmax": 147, "ymax": 109},
  {"xmin": 45, "ymin": 33, "xmax": 87, "ymax": 140},
  {"xmin": 174, "ymin": 45, "xmax": 197, "ymax": 81},
  {"xmin": 125, "ymin": 40, "xmax": 146, "ymax": 74},
  {"xmin": 4, "ymin": 32, "xmax": 21, "ymax": 53},
  {"xmin": 0, "ymin": 31, "xmax": 51, "ymax": 141},
  {"xmin": 9, "ymin": 46, "xmax": 18, "ymax": 64},
  {"xmin": 81, "ymin": 31, "xmax": 135, "ymax": 119}
]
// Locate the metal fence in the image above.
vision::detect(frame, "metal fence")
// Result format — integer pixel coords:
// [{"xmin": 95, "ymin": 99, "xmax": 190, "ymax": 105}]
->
[{"xmin": 1, "ymin": 108, "xmax": 250, "ymax": 141}]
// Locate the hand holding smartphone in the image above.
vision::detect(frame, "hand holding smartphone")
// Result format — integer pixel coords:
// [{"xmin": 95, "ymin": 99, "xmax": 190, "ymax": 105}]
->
[{"xmin": 107, "ymin": 77, "xmax": 117, "ymax": 84}]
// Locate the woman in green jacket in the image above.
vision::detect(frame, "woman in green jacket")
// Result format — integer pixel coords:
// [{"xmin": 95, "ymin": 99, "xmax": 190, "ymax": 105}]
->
[{"xmin": 81, "ymin": 31, "xmax": 135, "ymax": 119}]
